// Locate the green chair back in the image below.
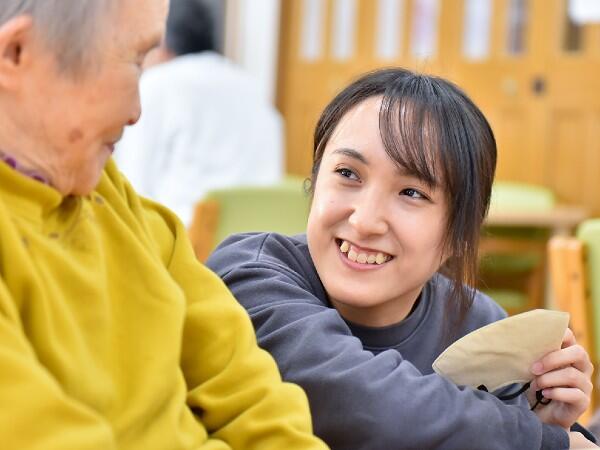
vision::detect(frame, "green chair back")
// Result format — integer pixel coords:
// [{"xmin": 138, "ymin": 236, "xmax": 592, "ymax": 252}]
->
[
  {"xmin": 577, "ymin": 219, "xmax": 600, "ymax": 362},
  {"xmin": 205, "ymin": 180, "xmax": 311, "ymax": 246},
  {"xmin": 489, "ymin": 181, "xmax": 556, "ymax": 213}
]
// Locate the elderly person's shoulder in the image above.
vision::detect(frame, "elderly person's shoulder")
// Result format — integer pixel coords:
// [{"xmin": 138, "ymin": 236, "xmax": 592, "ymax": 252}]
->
[{"xmin": 98, "ymin": 158, "xmax": 186, "ymax": 262}]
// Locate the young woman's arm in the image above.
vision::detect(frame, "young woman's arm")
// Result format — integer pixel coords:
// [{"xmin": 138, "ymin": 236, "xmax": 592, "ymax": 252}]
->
[{"xmin": 208, "ymin": 233, "xmax": 569, "ymax": 450}]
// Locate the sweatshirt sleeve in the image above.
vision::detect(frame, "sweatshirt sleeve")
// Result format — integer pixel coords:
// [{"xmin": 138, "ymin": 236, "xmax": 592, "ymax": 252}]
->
[
  {"xmin": 0, "ymin": 280, "xmax": 117, "ymax": 449},
  {"xmin": 142, "ymin": 204, "xmax": 328, "ymax": 450},
  {"xmin": 207, "ymin": 234, "xmax": 569, "ymax": 450}
]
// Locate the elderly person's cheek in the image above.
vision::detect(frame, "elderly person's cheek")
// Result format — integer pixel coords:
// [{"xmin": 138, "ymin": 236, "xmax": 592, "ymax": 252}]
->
[{"xmin": 68, "ymin": 129, "xmax": 84, "ymax": 144}]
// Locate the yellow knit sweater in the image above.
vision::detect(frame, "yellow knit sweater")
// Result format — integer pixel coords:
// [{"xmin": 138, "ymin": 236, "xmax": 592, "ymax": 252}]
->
[{"xmin": 0, "ymin": 159, "xmax": 327, "ymax": 450}]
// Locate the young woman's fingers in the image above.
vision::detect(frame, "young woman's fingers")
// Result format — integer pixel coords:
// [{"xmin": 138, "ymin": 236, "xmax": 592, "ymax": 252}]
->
[
  {"xmin": 532, "ymin": 344, "xmax": 593, "ymax": 376},
  {"xmin": 568, "ymin": 431, "xmax": 600, "ymax": 449},
  {"xmin": 561, "ymin": 328, "xmax": 577, "ymax": 349},
  {"xmin": 540, "ymin": 386, "xmax": 589, "ymax": 410},
  {"xmin": 534, "ymin": 366, "xmax": 593, "ymax": 395}
]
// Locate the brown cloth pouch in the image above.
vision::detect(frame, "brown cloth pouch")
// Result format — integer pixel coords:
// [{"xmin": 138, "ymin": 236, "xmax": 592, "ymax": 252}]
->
[{"xmin": 432, "ymin": 309, "xmax": 569, "ymax": 392}]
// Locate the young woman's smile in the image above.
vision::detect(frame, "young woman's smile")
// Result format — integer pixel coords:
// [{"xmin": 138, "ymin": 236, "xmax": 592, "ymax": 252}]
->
[{"xmin": 336, "ymin": 238, "xmax": 394, "ymax": 271}]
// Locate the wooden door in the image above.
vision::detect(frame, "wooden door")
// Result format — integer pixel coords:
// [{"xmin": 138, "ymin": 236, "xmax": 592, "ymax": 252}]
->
[
  {"xmin": 539, "ymin": 0, "xmax": 600, "ymax": 214},
  {"xmin": 447, "ymin": 0, "xmax": 546, "ymax": 185},
  {"xmin": 452, "ymin": 0, "xmax": 600, "ymax": 213},
  {"xmin": 277, "ymin": 0, "xmax": 600, "ymax": 215}
]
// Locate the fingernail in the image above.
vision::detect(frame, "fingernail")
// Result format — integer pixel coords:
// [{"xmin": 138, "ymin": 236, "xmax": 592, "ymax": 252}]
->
[{"xmin": 531, "ymin": 362, "xmax": 544, "ymax": 375}]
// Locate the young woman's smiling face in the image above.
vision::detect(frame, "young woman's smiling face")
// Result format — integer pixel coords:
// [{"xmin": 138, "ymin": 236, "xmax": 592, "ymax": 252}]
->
[{"xmin": 307, "ymin": 96, "xmax": 449, "ymax": 327}]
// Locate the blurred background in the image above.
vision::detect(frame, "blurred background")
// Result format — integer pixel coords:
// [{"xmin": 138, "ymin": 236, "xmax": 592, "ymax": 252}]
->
[{"xmin": 225, "ymin": 0, "xmax": 599, "ymax": 197}]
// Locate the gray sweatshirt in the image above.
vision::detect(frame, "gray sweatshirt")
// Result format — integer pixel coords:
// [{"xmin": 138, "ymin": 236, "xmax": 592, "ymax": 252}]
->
[{"xmin": 207, "ymin": 232, "xmax": 569, "ymax": 450}]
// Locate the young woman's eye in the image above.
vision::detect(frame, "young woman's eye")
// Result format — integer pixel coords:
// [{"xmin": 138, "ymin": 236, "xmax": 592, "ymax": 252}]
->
[
  {"xmin": 400, "ymin": 188, "xmax": 426, "ymax": 199},
  {"xmin": 335, "ymin": 167, "xmax": 359, "ymax": 181}
]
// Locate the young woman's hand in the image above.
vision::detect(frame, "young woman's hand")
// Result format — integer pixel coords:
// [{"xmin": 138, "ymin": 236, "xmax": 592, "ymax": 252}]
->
[
  {"xmin": 569, "ymin": 431, "xmax": 599, "ymax": 448},
  {"xmin": 528, "ymin": 328, "xmax": 594, "ymax": 429}
]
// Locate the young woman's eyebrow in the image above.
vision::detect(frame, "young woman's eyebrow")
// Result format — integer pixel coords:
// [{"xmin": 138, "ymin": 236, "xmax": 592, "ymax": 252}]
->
[
  {"xmin": 394, "ymin": 164, "xmax": 439, "ymax": 189},
  {"xmin": 332, "ymin": 148, "xmax": 368, "ymax": 165}
]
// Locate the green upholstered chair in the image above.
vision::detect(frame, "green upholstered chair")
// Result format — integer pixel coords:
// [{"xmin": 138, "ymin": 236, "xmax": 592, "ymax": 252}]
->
[
  {"xmin": 578, "ymin": 220, "xmax": 600, "ymax": 362},
  {"xmin": 479, "ymin": 181, "xmax": 556, "ymax": 314},
  {"xmin": 488, "ymin": 181, "xmax": 555, "ymax": 213},
  {"xmin": 188, "ymin": 179, "xmax": 310, "ymax": 261}
]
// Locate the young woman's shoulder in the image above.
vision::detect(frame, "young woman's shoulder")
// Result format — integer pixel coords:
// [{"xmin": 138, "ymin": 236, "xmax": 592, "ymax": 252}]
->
[
  {"xmin": 207, "ymin": 232, "xmax": 310, "ymax": 273},
  {"xmin": 206, "ymin": 232, "xmax": 326, "ymax": 307}
]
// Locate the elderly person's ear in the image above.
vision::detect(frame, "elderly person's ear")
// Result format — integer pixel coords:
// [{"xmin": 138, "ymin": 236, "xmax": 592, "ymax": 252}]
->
[{"xmin": 0, "ymin": 15, "xmax": 33, "ymax": 88}]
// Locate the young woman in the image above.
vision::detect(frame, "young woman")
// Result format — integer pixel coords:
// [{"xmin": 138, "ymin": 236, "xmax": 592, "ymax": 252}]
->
[{"xmin": 207, "ymin": 68, "xmax": 595, "ymax": 449}]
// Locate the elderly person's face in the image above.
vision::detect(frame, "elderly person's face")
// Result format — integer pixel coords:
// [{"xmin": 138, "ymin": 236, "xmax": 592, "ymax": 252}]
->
[{"xmin": 0, "ymin": 0, "xmax": 168, "ymax": 195}]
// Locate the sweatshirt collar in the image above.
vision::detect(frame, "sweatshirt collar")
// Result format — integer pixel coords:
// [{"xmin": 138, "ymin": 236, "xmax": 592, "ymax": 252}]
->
[
  {"xmin": 344, "ymin": 279, "xmax": 433, "ymax": 350},
  {"xmin": 0, "ymin": 156, "xmax": 64, "ymax": 220}
]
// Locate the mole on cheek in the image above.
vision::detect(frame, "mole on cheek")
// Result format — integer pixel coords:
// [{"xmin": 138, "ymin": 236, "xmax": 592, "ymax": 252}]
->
[{"xmin": 68, "ymin": 129, "xmax": 84, "ymax": 143}]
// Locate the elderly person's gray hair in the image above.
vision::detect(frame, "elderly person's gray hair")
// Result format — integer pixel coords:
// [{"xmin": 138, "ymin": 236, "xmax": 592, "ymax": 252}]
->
[{"xmin": 0, "ymin": 0, "xmax": 114, "ymax": 74}]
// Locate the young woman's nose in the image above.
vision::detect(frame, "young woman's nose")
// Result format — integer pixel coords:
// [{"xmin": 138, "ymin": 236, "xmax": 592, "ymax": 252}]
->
[{"xmin": 348, "ymin": 195, "xmax": 389, "ymax": 236}]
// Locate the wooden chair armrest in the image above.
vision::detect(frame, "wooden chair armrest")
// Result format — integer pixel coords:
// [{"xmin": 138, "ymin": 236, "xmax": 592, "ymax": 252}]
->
[{"xmin": 188, "ymin": 199, "xmax": 219, "ymax": 262}]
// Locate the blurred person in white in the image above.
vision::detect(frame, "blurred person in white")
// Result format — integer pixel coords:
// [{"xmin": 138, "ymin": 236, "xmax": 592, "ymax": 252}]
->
[{"xmin": 115, "ymin": 0, "xmax": 283, "ymax": 226}]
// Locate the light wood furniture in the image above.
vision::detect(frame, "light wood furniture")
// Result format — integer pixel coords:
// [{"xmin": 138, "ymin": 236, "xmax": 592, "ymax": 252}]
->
[
  {"xmin": 188, "ymin": 200, "xmax": 220, "ymax": 262},
  {"xmin": 548, "ymin": 236, "xmax": 595, "ymax": 424},
  {"xmin": 486, "ymin": 206, "xmax": 589, "ymax": 237},
  {"xmin": 484, "ymin": 205, "xmax": 588, "ymax": 310},
  {"xmin": 478, "ymin": 234, "xmax": 547, "ymax": 315}
]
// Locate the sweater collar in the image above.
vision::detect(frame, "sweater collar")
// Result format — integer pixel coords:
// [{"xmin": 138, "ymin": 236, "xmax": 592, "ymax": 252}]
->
[{"xmin": 0, "ymin": 151, "xmax": 51, "ymax": 186}]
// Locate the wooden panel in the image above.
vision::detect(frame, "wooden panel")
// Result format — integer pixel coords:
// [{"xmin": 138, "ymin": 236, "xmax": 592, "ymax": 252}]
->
[
  {"xmin": 585, "ymin": 112, "xmax": 600, "ymax": 213},
  {"xmin": 546, "ymin": 111, "xmax": 586, "ymax": 205},
  {"xmin": 542, "ymin": 0, "xmax": 600, "ymax": 216},
  {"xmin": 485, "ymin": 108, "xmax": 542, "ymax": 184}
]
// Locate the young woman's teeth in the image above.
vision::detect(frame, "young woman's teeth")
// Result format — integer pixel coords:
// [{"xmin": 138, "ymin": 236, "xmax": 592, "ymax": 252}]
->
[{"xmin": 339, "ymin": 240, "xmax": 390, "ymax": 265}]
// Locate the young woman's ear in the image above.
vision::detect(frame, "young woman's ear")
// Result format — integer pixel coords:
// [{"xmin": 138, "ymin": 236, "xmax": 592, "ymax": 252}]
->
[{"xmin": 0, "ymin": 15, "xmax": 34, "ymax": 89}]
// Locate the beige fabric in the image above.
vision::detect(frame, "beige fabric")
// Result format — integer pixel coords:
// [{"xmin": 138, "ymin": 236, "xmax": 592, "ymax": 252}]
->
[{"xmin": 432, "ymin": 309, "xmax": 569, "ymax": 391}]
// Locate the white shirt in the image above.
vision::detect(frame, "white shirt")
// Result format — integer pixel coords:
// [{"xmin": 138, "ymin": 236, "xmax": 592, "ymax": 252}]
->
[{"xmin": 115, "ymin": 52, "xmax": 284, "ymax": 226}]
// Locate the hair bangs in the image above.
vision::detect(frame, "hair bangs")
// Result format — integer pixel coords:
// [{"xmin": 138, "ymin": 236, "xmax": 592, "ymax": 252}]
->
[{"xmin": 379, "ymin": 80, "xmax": 445, "ymax": 191}]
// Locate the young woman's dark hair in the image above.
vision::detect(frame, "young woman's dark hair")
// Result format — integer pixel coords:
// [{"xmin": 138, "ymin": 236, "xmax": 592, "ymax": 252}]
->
[{"xmin": 311, "ymin": 68, "xmax": 497, "ymax": 334}]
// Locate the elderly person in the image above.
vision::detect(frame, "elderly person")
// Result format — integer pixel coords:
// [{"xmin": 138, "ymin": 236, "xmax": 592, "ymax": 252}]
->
[{"xmin": 0, "ymin": 1, "xmax": 327, "ymax": 449}]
